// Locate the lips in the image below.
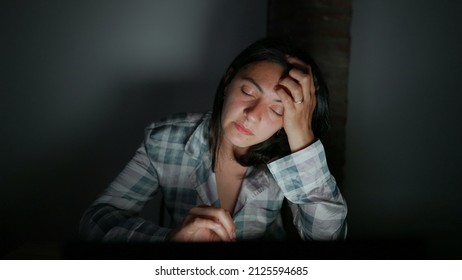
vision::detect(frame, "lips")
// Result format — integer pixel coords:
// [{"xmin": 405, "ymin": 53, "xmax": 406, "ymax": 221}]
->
[{"xmin": 234, "ymin": 122, "xmax": 253, "ymax": 135}]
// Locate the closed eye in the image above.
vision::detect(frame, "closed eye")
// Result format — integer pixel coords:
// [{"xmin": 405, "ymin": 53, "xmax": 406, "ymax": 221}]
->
[
  {"xmin": 241, "ymin": 86, "xmax": 254, "ymax": 97},
  {"xmin": 271, "ymin": 107, "xmax": 284, "ymax": 116}
]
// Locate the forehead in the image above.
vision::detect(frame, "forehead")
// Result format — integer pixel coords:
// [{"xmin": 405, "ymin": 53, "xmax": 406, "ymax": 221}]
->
[{"xmin": 236, "ymin": 61, "xmax": 284, "ymax": 82}]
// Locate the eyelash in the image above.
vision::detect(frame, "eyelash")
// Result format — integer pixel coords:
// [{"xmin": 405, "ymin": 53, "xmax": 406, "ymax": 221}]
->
[
  {"xmin": 241, "ymin": 88, "xmax": 252, "ymax": 96},
  {"xmin": 272, "ymin": 109, "xmax": 283, "ymax": 117}
]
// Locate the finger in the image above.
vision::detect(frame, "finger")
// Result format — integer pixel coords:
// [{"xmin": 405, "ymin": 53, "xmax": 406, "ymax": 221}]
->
[
  {"xmin": 175, "ymin": 214, "xmax": 230, "ymax": 242},
  {"xmin": 190, "ymin": 206, "xmax": 234, "ymax": 233},
  {"xmin": 183, "ymin": 216, "xmax": 228, "ymax": 242},
  {"xmin": 286, "ymin": 55, "xmax": 309, "ymax": 71},
  {"xmin": 189, "ymin": 206, "xmax": 235, "ymax": 240},
  {"xmin": 278, "ymin": 77, "xmax": 304, "ymax": 104},
  {"xmin": 275, "ymin": 85, "xmax": 296, "ymax": 114},
  {"xmin": 286, "ymin": 56, "xmax": 316, "ymax": 94},
  {"xmin": 288, "ymin": 67, "xmax": 316, "ymax": 95},
  {"xmin": 188, "ymin": 217, "xmax": 232, "ymax": 242}
]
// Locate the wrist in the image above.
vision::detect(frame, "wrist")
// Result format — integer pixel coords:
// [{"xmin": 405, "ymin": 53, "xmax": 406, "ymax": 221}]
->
[{"xmin": 288, "ymin": 131, "xmax": 315, "ymax": 153}]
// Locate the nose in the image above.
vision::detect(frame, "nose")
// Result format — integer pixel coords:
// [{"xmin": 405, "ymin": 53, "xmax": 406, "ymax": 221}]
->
[{"xmin": 244, "ymin": 100, "xmax": 263, "ymax": 122}]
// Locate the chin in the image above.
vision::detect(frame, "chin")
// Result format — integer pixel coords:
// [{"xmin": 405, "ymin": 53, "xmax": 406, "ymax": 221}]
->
[
  {"xmin": 225, "ymin": 134, "xmax": 253, "ymax": 149},
  {"xmin": 230, "ymin": 139, "xmax": 253, "ymax": 149}
]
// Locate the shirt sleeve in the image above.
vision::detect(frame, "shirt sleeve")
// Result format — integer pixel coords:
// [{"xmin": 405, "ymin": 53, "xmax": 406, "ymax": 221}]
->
[
  {"xmin": 79, "ymin": 127, "xmax": 171, "ymax": 242},
  {"xmin": 267, "ymin": 140, "xmax": 348, "ymax": 241}
]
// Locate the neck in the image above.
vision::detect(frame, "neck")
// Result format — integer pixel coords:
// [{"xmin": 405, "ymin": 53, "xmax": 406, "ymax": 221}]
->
[
  {"xmin": 221, "ymin": 135, "xmax": 248, "ymax": 156},
  {"xmin": 215, "ymin": 141, "xmax": 247, "ymax": 175}
]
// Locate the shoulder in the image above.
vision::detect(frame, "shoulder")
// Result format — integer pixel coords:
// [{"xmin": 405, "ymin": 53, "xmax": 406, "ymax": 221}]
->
[{"xmin": 145, "ymin": 112, "xmax": 210, "ymax": 144}]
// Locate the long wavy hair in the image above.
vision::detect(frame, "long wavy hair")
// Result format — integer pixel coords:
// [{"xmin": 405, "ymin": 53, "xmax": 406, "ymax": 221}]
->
[{"xmin": 209, "ymin": 37, "xmax": 330, "ymax": 170}]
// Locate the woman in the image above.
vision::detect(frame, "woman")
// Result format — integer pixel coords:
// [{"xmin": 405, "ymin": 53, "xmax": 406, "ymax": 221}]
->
[{"xmin": 80, "ymin": 37, "xmax": 347, "ymax": 242}]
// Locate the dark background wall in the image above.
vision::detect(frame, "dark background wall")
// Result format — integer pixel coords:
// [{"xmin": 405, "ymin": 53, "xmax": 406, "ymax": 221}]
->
[
  {"xmin": 1, "ymin": 0, "xmax": 267, "ymax": 257},
  {"xmin": 344, "ymin": 0, "xmax": 462, "ymax": 257}
]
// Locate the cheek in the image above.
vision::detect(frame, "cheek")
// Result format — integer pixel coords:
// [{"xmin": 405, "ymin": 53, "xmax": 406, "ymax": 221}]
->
[
  {"xmin": 223, "ymin": 99, "xmax": 245, "ymax": 118},
  {"xmin": 221, "ymin": 98, "xmax": 235, "ymax": 116},
  {"xmin": 260, "ymin": 118, "xmax": 283, "ymax": 137}
]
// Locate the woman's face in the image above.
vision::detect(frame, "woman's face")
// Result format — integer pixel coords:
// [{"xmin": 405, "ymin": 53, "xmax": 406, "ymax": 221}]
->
[{"xmin": 221, "ymin": 61, "xmax": 285, "ymax": 153}]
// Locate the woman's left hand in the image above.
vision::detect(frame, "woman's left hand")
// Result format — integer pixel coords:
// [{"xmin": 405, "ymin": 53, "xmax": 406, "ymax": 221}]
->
[{"xmin": 275, "ymin": 56, "xmax": 317, "ymax": 153}]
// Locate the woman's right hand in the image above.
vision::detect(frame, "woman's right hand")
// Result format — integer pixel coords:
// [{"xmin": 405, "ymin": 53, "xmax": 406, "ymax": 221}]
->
[{"xmin": 166, "ymin": 205, "xmax": 236, "ymax": 242}]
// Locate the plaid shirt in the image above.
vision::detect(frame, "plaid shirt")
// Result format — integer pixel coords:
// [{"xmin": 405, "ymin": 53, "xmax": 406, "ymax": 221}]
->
[{"xmin": 80, "ymin": 113, "xmax": 347, "ymax": 241}]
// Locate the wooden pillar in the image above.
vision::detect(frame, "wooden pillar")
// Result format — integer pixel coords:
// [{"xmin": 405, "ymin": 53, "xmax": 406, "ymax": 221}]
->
[{"xmin": 268, "ymin": 0, "xmax": 352, "ymax": 187}]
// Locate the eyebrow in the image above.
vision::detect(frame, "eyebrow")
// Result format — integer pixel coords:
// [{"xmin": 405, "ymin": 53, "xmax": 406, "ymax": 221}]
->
[{"xmin": 242, "ymin": 77, "xmax": 263, "ymax": 93}]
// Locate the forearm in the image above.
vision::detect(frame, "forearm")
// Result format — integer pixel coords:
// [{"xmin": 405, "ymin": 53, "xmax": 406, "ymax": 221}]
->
[
  {"xmin": 268, "ymin": 140, "xmax": 348, "ymax": 240},
  {"xmin": 80, "ymin": 204, "xmax": 171, "ymax": 242}
]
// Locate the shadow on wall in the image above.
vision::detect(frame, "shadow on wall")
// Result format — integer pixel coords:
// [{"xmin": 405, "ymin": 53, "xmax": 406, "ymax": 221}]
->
[{"xmin": 1, "ymin": 0, "xmax": 267, "ymax": 258}]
